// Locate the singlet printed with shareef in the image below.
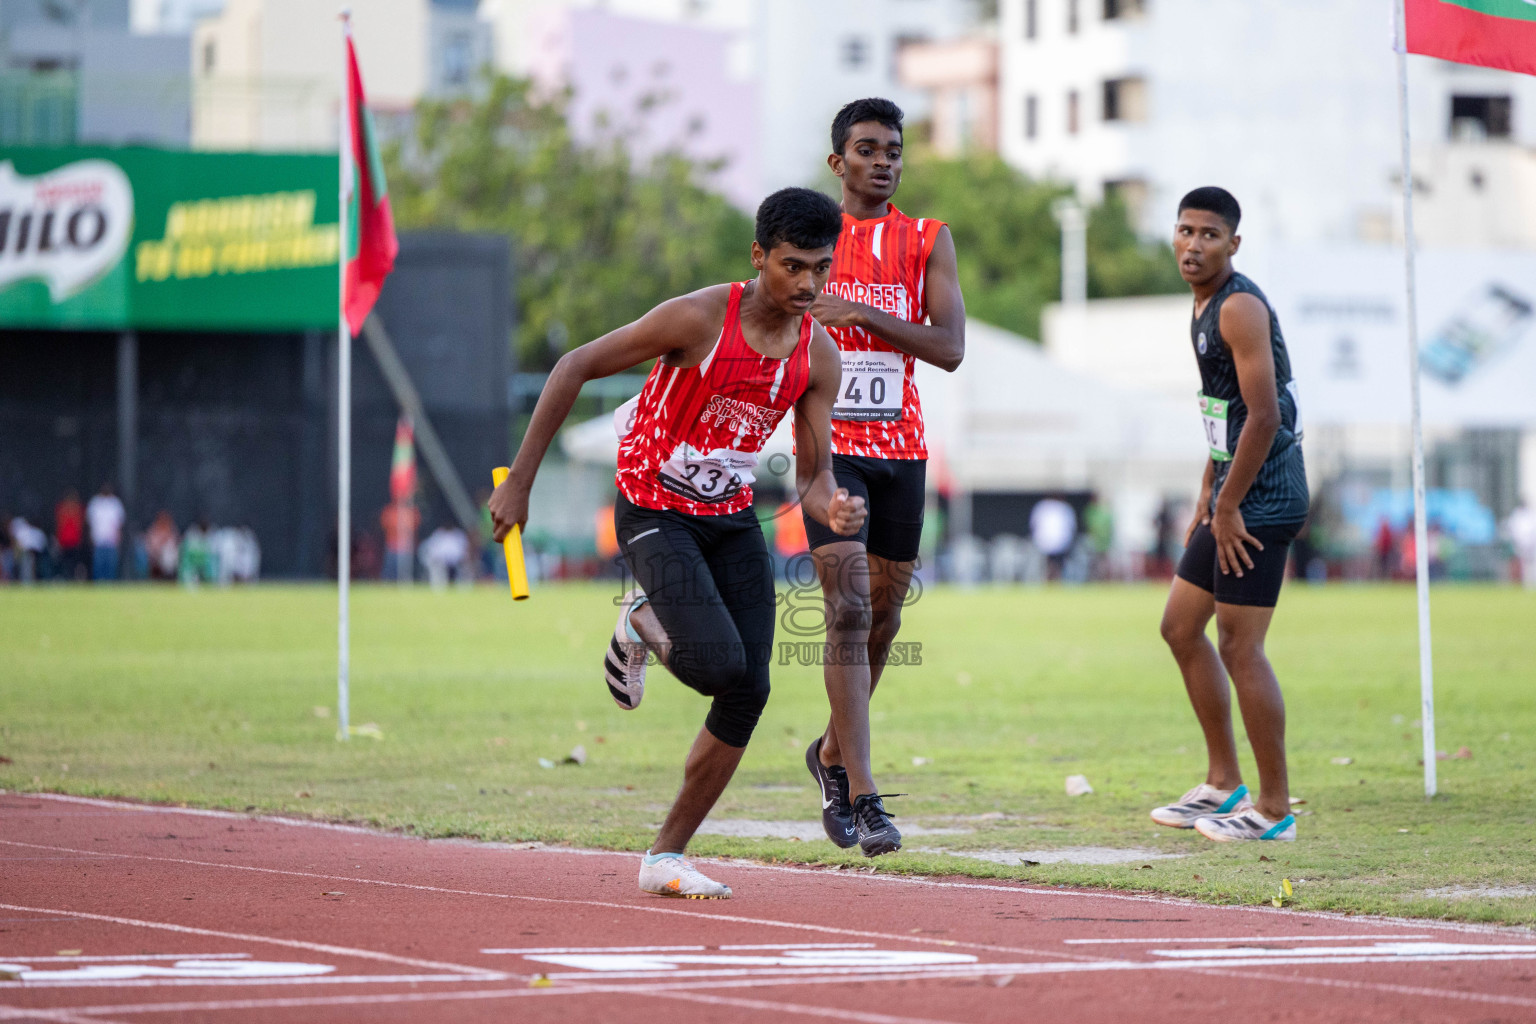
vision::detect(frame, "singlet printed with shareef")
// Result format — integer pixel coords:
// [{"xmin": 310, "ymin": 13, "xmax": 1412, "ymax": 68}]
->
[
  {"xmin": 614, "ymin": 282, "xmax": 813, "ymax": 516},
  {"xmin": 823, "ymin": 203, "xmax": 945, "ymax": 460},
  {"xmin": 1191, "ymin": 271, "xmax": 1310, "ymax": 527}
]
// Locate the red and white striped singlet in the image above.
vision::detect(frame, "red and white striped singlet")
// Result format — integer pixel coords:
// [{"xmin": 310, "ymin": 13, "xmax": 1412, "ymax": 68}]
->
[
  {"xmin": 823, "ymin": 203, "xmax": 945, "ymax": 460},
  {"xmin": 614, "ymin": 282, "xmax": 813, "ymax": 516}
]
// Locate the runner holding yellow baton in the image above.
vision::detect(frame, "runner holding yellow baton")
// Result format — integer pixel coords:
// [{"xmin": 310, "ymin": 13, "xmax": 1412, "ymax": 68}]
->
[{"xmin": 490, "ymin": 467, "xmax": 530, "ymax": 600}]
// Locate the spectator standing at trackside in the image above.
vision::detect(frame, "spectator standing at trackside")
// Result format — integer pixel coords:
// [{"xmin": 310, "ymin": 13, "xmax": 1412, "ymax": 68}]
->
[
  {"xmin": 86, "ymin": 483, "xmax": 126, "ymax": 581},
  {"xmin": 9, "ymin": 516, "xmax": 48, "ymax": 583},
  {"xmin": 145, "ymin": 510, "xmax": 180, "ymax": 580},
  {"xmin": 418, "ymin": 523, "xmax": 469, "ymax": 590},
  {"xmin": 1029, "ymin": 497, "xmax": 1077, "ymax": 580},
  {"xmin": 55, "ymin": 490, "xmax": 85, "ymax": 580},
  {"xmin": 380, "ymin": 500, "xmax": 420, "ymax": 582},
  {"xmin": 1504, "ymin": 500, "xmax": 1536, "ymax": 589}
]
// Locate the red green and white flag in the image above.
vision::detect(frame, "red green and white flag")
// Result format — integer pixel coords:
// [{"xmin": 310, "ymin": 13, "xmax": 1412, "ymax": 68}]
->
[
  {"xmin": 389, "ymin": 416, "xmax": 416, "ymax": 502},
  {"xmin": 343, "ymin": 29, "xmax": 399, "ymax": 336},
  {"xmin": 1405, "ymin": 0, "xmax": 1536, "ymax": 77}
]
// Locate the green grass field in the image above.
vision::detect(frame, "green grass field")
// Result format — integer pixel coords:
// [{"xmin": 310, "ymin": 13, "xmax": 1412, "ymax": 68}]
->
[{"xmin": 3, "ymin": 582, "xmax": 1533, "ymax": 925}]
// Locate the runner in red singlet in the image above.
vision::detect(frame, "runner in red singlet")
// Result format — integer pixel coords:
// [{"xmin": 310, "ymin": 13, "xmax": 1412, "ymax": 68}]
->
[
  {"xmin": 801, "ymin": 98, "xmax": 967, "ymax": 857},
  {"xmin": 489, "ymin": 187, "xmax": 865, "ymax": 899}
]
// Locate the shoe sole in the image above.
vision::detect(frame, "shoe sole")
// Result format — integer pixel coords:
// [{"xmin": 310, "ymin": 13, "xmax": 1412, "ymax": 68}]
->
[
  {"xmin": 1150, "ymin": 814, "xmax": 1198, "ymax": 829},
  {"xmin": 805, "ymin": 741, "xmax": 859, "ymax": 850},
  {"xmin": 859, "ymin": 835, "xmax": 902, "ymax": 857},
  {"xmin": 604, "ymin": 593, "xmax": 646, "ymax": 710},
  {"xmin": 641, "ymin": 888, "xmax": 731, "ymax": 899},
  {"xmin": 1193, "ymin": 821, "xmax": 1296, "ymax": 843}
]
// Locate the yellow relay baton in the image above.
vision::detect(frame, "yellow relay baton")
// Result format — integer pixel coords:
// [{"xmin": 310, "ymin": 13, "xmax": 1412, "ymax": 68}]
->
[{"xmin": 491, "ymin": 466, "xmax": 531, "ymax": 601}]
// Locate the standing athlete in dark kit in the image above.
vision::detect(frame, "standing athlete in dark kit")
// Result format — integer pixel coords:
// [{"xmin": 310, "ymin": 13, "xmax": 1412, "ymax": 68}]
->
[{"xmin": 1150, "ymin": 186, "xmax": 1308, "ymax": 843}]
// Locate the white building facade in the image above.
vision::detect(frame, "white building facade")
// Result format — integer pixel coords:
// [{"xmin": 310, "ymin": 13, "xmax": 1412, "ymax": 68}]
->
[
  {"xmin": 998, "ymin": 0, "xmax": 1536, "ymax": 245},
  {"xmin": 485, "ymin": 0, "xmax": 979, "ymax": 206},
  {"xmin": 191, "ymin": 0, "xmax": 492, "ymax": 151}
]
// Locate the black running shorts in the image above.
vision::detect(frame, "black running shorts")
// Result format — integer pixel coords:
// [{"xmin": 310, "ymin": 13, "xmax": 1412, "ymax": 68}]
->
[
  {"xmin": 1176, "ymin": 520, "xmax": 1304, "ymax": 608},
  {"xmin": 802, "ymin": 454, "xmax": 926, "ymax": 563},
  {"xmin": 615, "ymin": 495, "xmax": 775, "ymax": 748}
]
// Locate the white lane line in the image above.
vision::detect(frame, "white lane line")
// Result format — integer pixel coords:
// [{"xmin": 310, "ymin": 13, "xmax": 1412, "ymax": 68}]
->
[
  {"xmin": 0, "ymin": 840, "xmax": 1081, "ymax": 964},
  {"xmin": 0, "ymin": 972, "xmax": 509, "ymax": 991},
  {"xmin": 6, "ymin": 794, "xmax": 383, "ymax": 838},
  {"xmin": 485, "ymin": 943, "xmax": 873, "ymax": 955},
  {"xmin": 17, "ymin": 792, "xmax": 1529, "ymax": 939},
  {"xmin": 0, "ymin": 904, "xmax": 493, "ymax": 977},
  {"xmin": 1063, "ymin": 933, "xmax": 1434, "ymax": 945},
  {"xmin": 29, "ymin": 954, "xmax": 1536, "ymax": 1019},
  {"xmin": 0, "ymin": 1007, "xmax": 130, "ymax": 1024},
  {"xmin": 1196, "ymin": 964, "xmax": 1536, "ymax": 1011},
  {"xmin": 0, "ymin": 954, "xmax": 251, "ymax": 963},
  {"xmin": 7, "ymin": 983, "xmax": 971, "ymax": 1024}
]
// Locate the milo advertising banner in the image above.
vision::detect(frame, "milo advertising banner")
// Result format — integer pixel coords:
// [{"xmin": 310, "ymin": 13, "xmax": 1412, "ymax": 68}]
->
[{"xmin": 0, "ymin": 147, "xmax": 339, "ymax": 331}]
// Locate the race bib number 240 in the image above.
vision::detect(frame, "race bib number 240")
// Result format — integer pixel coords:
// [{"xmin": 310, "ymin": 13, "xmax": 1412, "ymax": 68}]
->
[{"xmin": 833, "ymin": 351, "xmax": 904, "ymax": 422}]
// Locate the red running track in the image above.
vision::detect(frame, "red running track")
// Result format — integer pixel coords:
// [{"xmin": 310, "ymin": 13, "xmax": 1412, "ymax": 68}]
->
[{"xmin": 2, "ymin": 792, "xmax": 1535, "ymax": 1023}]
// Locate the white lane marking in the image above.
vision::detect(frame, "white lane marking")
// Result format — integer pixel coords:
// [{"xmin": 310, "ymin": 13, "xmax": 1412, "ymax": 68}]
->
[
  {"xmin": 0, "ymin": 903, "xmax": 493, "ymax": 977},
  {"xmin": 525, "ymin": 949, "xmax": 977, "ymax": 973},
  {"xmin": 0, "ymin": 972, "xmax": 508, "ymax": 991},
  {"xmin": 16, "ymin": 793, "xmax": 1533, "ymax": 940},
  {"xmin": 0, "ymin": 982, "xmax": 972, "ymax": 1024},
  {"xmin": 1150, "ymin": 941, "xmax": 1536, "ymax": 960},
  {"xmin": 26, "ymin": 955, "xmax": 1536, "ymax": 1019},
  {"xmin": 1064, "ymin": 933, "xmax": 1434, "ymax": 945},
  {"xmin": 0, "ymin": 954, "xmax": 250, "ymax": 963},
  {"xmin": 0, "ymin": 1007, "xmax": 129, "ymax": 1024},
  {"xmin": 0, "ymin": 841, "xmax": 1081, "ymax": 964},
  {"xmin": 485, "ymin": 943, "xmax": 873, "ymax": 955},
  {"xmin": 0, "ymin": 960, "xmax": 333, "ymax": 984}
]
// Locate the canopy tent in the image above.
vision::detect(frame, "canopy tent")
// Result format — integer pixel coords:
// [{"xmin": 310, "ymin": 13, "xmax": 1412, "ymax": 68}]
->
[{"xmin": 560, "ymin": 320, "xmax": 1205, "ymax": 543}]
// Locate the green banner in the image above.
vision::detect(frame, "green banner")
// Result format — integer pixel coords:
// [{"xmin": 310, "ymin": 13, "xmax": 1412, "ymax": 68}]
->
[
  {"xmin": 0, "ymin": 146, "xmax": 339, "ymax": 331},
  {"xmin": 1443, "ymin": 0, "xmax": 1536, "ymax": 22}
]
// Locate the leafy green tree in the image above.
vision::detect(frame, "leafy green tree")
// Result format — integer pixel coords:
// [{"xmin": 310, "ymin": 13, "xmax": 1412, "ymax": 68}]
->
[
  {"xmin": 886, "ymin": 151, "xmax": 1184, "ymax": 339},
  {"xmin": 387, "ymin": 76, "xmax": 754, "ymax": 369}
]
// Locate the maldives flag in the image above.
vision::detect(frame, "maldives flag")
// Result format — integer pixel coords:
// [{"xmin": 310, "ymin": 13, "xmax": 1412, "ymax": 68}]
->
[
  {"xmin": 343, "ymin": 31, "xmax": 399, "ymax": 336},
  {"xmin": 1405, "ymin": 0, "xmax": 1536, "ymax": 77},
  {"xmin": 389, "ymin": 417, "xmax": 416, "ymax": 502}
]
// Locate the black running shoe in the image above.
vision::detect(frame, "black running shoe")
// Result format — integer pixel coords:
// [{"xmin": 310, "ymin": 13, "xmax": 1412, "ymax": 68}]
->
[
  {"xmin": 851, "ymin": 793, "xmax": 902, "ymax": 858},
  {"xmin": 805, "ymin": 739, "xmax": 857, "ymax": 849}
]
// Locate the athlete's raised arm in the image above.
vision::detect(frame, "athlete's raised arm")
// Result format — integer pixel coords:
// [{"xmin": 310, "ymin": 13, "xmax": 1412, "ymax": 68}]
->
[
  {"xmin": 489, "ymin": 290, "xmax": 726, "ymax": 540},
  {"xmin": 1210, "ymin": 291, "xmax": 1280, "ymax": 576},
  {"xmin": 794, "ymin": 323, "xmax": 867, "ymax": 534},
  {"xmin": 810, "ymin": 224, "xmax": 965, "ymax": 372}
]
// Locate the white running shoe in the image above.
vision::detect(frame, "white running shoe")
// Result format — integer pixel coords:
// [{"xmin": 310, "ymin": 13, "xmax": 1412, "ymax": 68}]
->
[
  {"xmin": 637, "ymin": 852, "xmax": 732, "ymax": 899},
  {"xmin": 1150, "ymin": 783, "xmax": 1252, "ymax": 828},
  {"xmin": 1194, "ymin": 809, "xmax": 1297, "ymax": 842},
  {"xmin": 603, "ymin": 588, "xmax": 648, "ymax": 710}
]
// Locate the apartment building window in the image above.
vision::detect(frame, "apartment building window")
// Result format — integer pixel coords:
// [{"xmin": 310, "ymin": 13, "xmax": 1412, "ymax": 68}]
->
[
  {"xmin": 441, "ymin": 33, "xmax": 473, "ymax": 88},
  {"xmin": 1067, "ymin": 0, "xmax": 1080, "ymax": 34},
  {"xmin": 1025, "ymin": 0, "xmax": 1038, "ymax": 39},
  {"xmin": 1450, "ymin": 94, "xmax": 1512, "ymax": 140},
  {"xmin": 1103, "ymin": 0, "xmax": 1145, "ymax": 19},
  {"xmin": 842, "ymin": 36, "xmax": 869, "ymax": 69},
  {"xmin": 1067, "ymin": 89, "xmax": 1080, "ymax": 134},
  {"xmin": 1025, "ymin": 94, "xmax": 1038, "ymax": 139},
  {"xmin": 1102, "ymin": 77, "xmax": 1146, "ymax": 122}
]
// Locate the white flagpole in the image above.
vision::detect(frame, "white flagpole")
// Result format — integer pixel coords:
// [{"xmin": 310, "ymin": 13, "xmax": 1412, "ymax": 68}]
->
[
  {"xmin": 1395, "ymin": 1, "xmax": 1435, "ymax": 797},
  {"xmin": 337, "ymin": 8, "xmax": 354, "ymax": 741}
]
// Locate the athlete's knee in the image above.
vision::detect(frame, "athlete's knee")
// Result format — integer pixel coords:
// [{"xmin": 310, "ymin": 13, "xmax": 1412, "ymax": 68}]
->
[
  {"xmin": 704, "ymin": 663, "xmax": 771, "ymax": 748},
  {"xmin": 1216, "ymin": 628, "xmax": 1266, "ymax": 671},
  {"xmin": 869, "ymin": 604, "xmax": 902, "ymax": 649},
  {"xmin": 1160, "ymin": 609, "xmax": 1204, "ymax": 651},
  {"xmin": 671, "ymin": 637, "xmax": 750, "ymax": 695},
  {"xmin": 824, "ymin": 590, "xmax": 872, "ymax": 635}
]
